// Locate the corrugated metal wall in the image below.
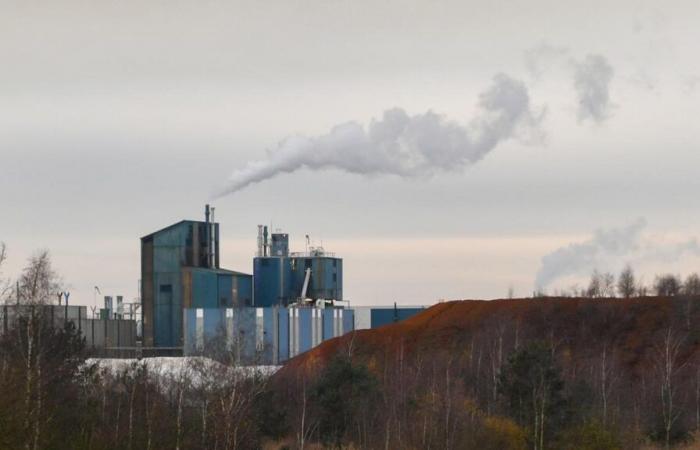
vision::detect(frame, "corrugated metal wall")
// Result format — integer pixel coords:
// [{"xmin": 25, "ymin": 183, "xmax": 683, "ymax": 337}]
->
[
  {"xmin": 290, "ymin": 256, "xmax": 342, "ymax": 301},
  {"xmin": 183, "ymin": 306, "xmax": 354, "ymax": 364},
  {"xmin": 253, "ymin": 257, "xmax": 292, "ymax": 306},
  {"xmin": 143, "ymin": 220, "xmax": 253, "ymax": 348},
  {"xmin": 254, "ymin": 256, "xmax": 343, "ymax": 306},
  {"xmin": 352, "ymin": 306, "xmax": 425, "ymax": 329},
  {"xmin": 0, "ymin": 305, "xmax": 137, "ymax": 349},
  {"xmin": 151, "ymin": 222, "xmax": 189, "ymax": 347}
]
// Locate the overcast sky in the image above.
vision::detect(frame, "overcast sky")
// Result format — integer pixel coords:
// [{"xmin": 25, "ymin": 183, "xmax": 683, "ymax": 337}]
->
[{"xmin": 2, "ymin": 0, "xmax": 700, "ymax": 307}]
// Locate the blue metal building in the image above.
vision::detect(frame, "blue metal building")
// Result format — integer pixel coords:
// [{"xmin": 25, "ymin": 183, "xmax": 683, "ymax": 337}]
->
[
  {"xmin": 253, "ymin": 227, "xmax": 342, "ymax": 307},
  {"xmin": 183, "ymin": 306, "xmax": 355, "ymax": 364},
  {"xmin": 352, "ymin": 306, "xmax": 425, "ymax": 329},
  {"xmin": 141, "ymin": 206, "xmax": 252, "ymax": 347},
  {"xmin": 141, "ymin": 211, "xmax": 423, "ymax": 359}
]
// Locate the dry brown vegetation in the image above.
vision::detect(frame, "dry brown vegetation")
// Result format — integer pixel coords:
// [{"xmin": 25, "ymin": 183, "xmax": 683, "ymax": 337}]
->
[{"xmin": 269, "ymin": 296, "xmax": 700, "ymax": 449}]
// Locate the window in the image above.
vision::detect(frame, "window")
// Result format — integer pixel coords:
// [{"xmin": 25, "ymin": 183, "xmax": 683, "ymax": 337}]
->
[{"xmin": 159, "ymin": 284, "xmax": 172, "ymax": 293}]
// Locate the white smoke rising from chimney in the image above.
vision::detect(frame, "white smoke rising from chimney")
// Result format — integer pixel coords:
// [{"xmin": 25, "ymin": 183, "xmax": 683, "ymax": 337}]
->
[{"xmin": 213, "ymin": 73, "xmax": 544, "ymax": 197}]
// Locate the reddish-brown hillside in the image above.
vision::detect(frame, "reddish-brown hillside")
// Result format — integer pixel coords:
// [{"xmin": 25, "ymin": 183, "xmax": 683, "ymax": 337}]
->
[{"xmin": 277, "ymin": 296, "xmax": 700, "ymax": 380}]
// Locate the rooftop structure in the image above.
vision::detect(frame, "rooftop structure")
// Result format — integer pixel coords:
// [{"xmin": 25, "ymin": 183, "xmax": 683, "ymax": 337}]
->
[{"xmin": 253, "ymin": 226, "xmax": 342, "ymax": 307}]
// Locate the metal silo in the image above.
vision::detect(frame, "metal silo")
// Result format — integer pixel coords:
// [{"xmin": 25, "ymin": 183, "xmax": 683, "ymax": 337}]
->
[{"xmin": 253, "ymin": 255, "xmax": 293, "ymax": 307}]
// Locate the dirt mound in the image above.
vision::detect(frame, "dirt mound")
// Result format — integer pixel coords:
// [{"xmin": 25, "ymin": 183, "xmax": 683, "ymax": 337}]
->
[{"xmin": 277, "ymin": 296, "xmax": 700, "ymax": 380}]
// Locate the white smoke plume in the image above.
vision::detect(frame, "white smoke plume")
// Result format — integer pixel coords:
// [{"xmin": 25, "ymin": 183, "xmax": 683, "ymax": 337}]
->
[
  {"xmin": 573, "ymin": 54, "xmax": 615, "ymax": 123},
  {"xmin": 213, "ymin": 74, "xmax": 544, "ymax": 197},
  {"xmin": 535, "ymin": 218, "xmax": 700, "ymax": 288}
]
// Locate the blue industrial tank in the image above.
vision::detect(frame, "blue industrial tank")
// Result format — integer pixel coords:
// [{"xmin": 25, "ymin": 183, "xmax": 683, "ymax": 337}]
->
[
  {"xmin": 253, "ymin": 256, "xmax": 293, "ymax": 306},
  {"xmin": 289, "ymin": 256, "xmax": 342, "ymax": 301}
]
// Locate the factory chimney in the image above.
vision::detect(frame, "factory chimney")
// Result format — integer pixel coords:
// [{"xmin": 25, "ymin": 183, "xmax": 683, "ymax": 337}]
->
[
  {"xmin": 257, "ymin": 225, "xmax": 264, "ymax": 257},
  {"xmin": 205, "ymin": 204, "xmax": 211, "ymax": 268},
  {"xmin": 263, "ymin": 226, "xmax": 269, "ymax": 257}
]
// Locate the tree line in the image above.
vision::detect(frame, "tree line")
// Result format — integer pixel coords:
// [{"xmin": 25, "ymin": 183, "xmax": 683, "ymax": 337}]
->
[{"xmin": 536, "ymin": 265, "xmax": 700, "ymax": 299}]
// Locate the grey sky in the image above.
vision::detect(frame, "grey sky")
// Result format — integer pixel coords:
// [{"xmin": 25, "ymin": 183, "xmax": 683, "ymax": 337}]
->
[{"xmin": 2, "ymin": 0, "xmax": 700, "ymax": 306}]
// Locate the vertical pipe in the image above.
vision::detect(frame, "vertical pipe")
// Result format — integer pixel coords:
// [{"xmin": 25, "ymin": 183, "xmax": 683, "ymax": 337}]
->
[
  {"xmin": 263, "ymin": 226, "xmax": 269, "ymax": 257},
  {"xmin": 257, "ymin": 225, "xmax": 264, "ymax": 257},
  {"xmin": 205, "ymin": 204, "xmax": 211, "ymax": 268},
  {"xmin": 214, "ymin": 224, "xmax": 219, "ymax": 268}
]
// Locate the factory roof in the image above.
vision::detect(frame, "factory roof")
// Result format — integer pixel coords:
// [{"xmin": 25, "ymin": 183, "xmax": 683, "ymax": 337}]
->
[{"xmin": 140, "ymin": 219, "xmax": 214, "ymax": 240}]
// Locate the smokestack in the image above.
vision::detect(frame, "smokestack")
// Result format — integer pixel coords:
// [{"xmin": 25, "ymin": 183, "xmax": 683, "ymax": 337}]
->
[
  {"xmin": 257, "ymin": 225, "xmax": 264, "ymax": 257},
  {"xmin": 263, "ymin": 226, "xmax": 269, "ymax": 257},
  {"xmin": 205, "ymin": 204, "xmax": 211, "ymax": 268}
]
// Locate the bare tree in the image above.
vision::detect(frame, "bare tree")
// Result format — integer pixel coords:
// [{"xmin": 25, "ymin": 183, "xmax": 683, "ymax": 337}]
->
[
  {"xmin": 295, "ymin": 377, "xmax": 317, "ymax": 450},
  {"xmin": 637, "ymin": 279, "xmax": 649, "ymax": 297},
  {"xmin": 586, "ymin": 270, "xmax": 602, "ymax": 298},
  {"xmin": 653, "ymin": 328, "xmax": 687, "ymax": 449},
  {"xmin": 598, "ymin": 344, "xmax": 619, "ymax": 425},
  {"xmin": 618, "ymin": 264, "xmax": 636, "ymax": 298},
  {"xmin": 600, "ymin": 272, "xmax": 616, "ymax": 297},
  {"xmin": 655, "ymin": 274, "xmax": 682, "ymax": 297},
  {"xmin": 17, "ymin": 250, "xmax": 61, "ymax": 305},
  {"xmin": 0, "ymin": 242, "xmax": 12, "ymax": 302},
  {"xmin": 683, "ymin": 273, "xmax": 700, "ymax": 296},
  {"xmin": 6, "ymin": 252, "xmax": 64, "ymax": 449}
]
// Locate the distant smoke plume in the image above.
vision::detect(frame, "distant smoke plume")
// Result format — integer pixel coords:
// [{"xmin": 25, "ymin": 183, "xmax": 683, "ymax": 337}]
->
[
  {"xmin": 573, "ymin": 54, "xmax": 615, "ymax": 123},
  {"xmin": 214, "ymin": 74, "xmax": 544, "ymax": 196},
  {"xmin": 535, "ymin": 218, "xmax": 700, "ymax": 288}
]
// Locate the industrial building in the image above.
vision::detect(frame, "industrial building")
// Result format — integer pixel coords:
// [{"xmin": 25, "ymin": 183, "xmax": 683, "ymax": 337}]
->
[
  {"xmin": 140, "ymin": 205, "xmax": 252, "ymax": 348},
  {"xmin": 253, "ymin": 226, "xmax": 342, "ymax": 307},
  {"xmin": 141, "ymin": 206, "xmax": 424, "ymax": 363},
  {"xmin": 1, "ymin": 207, "xmax": 422, "ymax": 363}
]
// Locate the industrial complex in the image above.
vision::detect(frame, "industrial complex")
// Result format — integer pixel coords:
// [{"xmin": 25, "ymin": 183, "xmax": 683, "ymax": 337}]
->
[
  {"xmin": 1, "ymin": 206, "xmax": 423, "ymax": 364},
  {"xmin": 140, "ymin": 205, "xmax": 423, "ymax": 364}
]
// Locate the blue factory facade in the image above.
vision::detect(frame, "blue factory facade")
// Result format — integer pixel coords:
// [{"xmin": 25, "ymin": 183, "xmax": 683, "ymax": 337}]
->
[
  {"xmin": 141, "ymin": 206, "xmax": 252, "ymax": 347},
  {"xmin": 183, "ymin": 306, "xmax": 354, "ymax": 364},
  {"xmin": 141, "ymin": 206, "xmax": 423, "ymax": 361}
]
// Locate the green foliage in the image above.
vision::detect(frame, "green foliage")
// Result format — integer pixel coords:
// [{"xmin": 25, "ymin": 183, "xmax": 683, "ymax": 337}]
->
[{"xmin": 311, "ymin": 353, "xmax": 379, "ymax": 447}]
